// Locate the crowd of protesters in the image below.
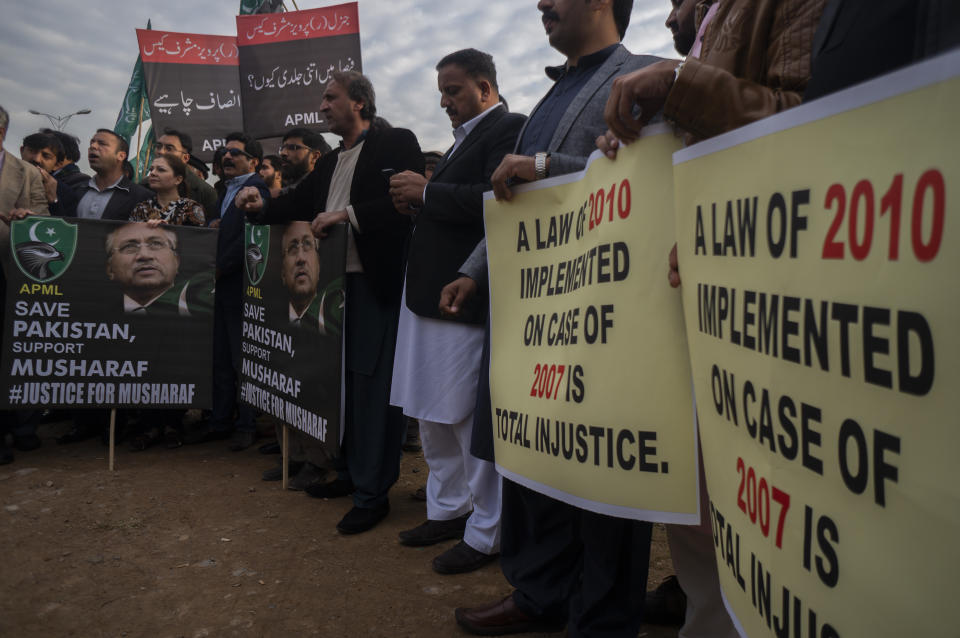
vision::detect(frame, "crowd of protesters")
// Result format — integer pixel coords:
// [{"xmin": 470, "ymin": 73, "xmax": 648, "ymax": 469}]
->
[{"xmin": 0, "ymin": 0, "xmax": 956, "ymax": 635}]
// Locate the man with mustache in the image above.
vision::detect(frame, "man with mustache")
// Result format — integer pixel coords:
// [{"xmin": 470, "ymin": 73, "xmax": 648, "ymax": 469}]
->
[
  {"xmin": 43, "ymin": 129, "xmax": 91, "ymax": 197},
  {"xmin": 444, "ymin": 1, "xmax": 662, "ymax": 635},
  {"xmin": 19, "ymin": 132, "xmax": 78, "ymax": 218},
  {"xmin": 277, "ymin": 127, "xmax": 331, "ymax": 193},
  {"xmin": 259, "ymin": 154, "xmax": 283, "ymax": 191},
  {"xmin": 185, "ymin": 132, "xmax": 270, "ymax": 452},
  {"xmin": 104, "ymin": 223, "xmax": 180, "ymax": 314},
  {"xmin": 388, "ymin": 48, "xmax": 525, "ymax": 575},
  {"xmin": 597, "ymin": 1, "xmax": 829, "ymax": 636}
]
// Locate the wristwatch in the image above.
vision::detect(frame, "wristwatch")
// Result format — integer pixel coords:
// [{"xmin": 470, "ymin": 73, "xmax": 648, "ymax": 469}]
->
[{"xmin": 534, "ymin": 152, "xmax": 550, "ymax": 180}]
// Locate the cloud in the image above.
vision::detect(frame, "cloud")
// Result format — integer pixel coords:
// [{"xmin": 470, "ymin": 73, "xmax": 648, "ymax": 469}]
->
[{"xmin": 1, "ymin": 0, "xmax": 676, "ymax": 174}]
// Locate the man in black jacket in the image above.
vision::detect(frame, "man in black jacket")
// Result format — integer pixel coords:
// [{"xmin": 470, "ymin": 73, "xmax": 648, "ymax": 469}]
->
[
  {"xmin": 186, "ymin": 132, "xmax": 270, "ymax": 452},
  {"xmin": 237, "ymin": 71, "xmax": 423, "ymax": 534},
  {"xmin": 388, "ymin": 49, "xmax": 525, "ymax": 575},
  {"xmin": 45, "ymin": 130, "xmax": 91, "ymax": 196},
  {"xmin": 20, "ymin": 132, "xmax": 78, "ymax": 217},
  {"xmin": 75, "ymin": 129, "xmax": 152, "ymax": 222},
  {"xmin": 443, "ymin": 1, "xmax": 663, "ymax": 635}
]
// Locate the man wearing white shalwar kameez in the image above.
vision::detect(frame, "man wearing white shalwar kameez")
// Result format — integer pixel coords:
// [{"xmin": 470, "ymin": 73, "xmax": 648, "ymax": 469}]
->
[{"xmin": 388, "ymin": 48, "xmax": 526, "ymax": 574}]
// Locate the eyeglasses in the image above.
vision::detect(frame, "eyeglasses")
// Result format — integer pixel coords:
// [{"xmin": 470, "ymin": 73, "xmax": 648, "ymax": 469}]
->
[
  {"xmin": 284, "ymin": 238, "xmax": 317, "ymax": 256},
  {"xmin": 152, "ymin": 142, "xmax": 183, "ymax": 153},
  {"xmin": 279, "ymin": 143, "xmax": 311, "ymax": 153},
  {"xmin": 224, "ymin": 147, "xmax": 254, "ymax": 159},
  {"xmin": 115, "ymin": 238, "xmax": 175, "ymax": 255}
]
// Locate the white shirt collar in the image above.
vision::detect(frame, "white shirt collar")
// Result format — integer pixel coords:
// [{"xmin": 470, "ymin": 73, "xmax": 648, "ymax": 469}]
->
[
  {"xmin": 452, "ymin": 102, "xmax": 503, "ymax": 151},
  {"xmin": 123, "ymin": 291, "xmax": 165, "ymax": 313},
  {"xmin": 88, "ymin": 174, "xmax": 124, "ymax": 193},
  {"xmin": 289, "ymin": 299, "xmax": 315, "ymax": 323}
]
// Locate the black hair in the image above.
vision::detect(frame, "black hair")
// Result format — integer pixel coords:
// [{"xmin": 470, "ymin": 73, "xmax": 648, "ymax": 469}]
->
[
  {"xmin": 96, "ymin": 128, "xmax": 129, "ymax": 155},
  {"xmin": 212, "ymin": 147, "xmax": 227, "ymax": 169},
  {"xmin": 436, "ymin": 48, "xmax": 499, "ymax": 90},
  {"xmin": 282, "ymin": 127, "xmax": 331, "ymax": 153},
  {"xmin": 22, "ymin": 133, "xmax": 65, "ymax": 163},
  {"xmin": 613, "ymin": 0, "xmax": 634, "ymax": 40},
  {"xmin": 331, "ymin": 71, "xmax": 377, "ymax": 121},
  {"xmin": 42, "ymin": 129, "xmax": 81, "ymax": 163},
  {"xmin": 423, "ymin": 151, "xmax": 443, "ymax": 173},
  {"xmin": 262, "ymin": 154, "xmax": 282, "ymax": 170},
  {"xmin": 187, "ymin": 155, "xmax": 209, "ymax": 179},
  {"xmin": 156, "ymin": 153, "xmax": 189, "ymax": 197},
  {"xmin": 161, "ymin": 128, "xmax": 193, "ymax": 154},
  {"xmin": 224, "ymin": 132, "xmax": 263, "ymax": 162}
]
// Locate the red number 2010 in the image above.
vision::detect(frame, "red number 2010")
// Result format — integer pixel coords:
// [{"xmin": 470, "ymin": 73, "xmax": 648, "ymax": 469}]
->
[{"xmin": 822, "ymin": 169, "xmax": 945, "ymax": 262}]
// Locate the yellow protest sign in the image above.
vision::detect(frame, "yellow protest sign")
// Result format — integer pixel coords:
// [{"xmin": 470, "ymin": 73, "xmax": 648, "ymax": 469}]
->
[
  {"xmin": 484, "ymin": 126, "xmax": 699, "ymax": 523},
  {"xmin": 674, "ymin": 53, "xmax": 960, "ymax": 637}
]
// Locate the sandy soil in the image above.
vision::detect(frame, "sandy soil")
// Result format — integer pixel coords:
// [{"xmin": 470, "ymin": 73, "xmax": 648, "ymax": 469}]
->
[{"xmin": 0, "ymin": 419, "xmax": 680, "ymax": 638}]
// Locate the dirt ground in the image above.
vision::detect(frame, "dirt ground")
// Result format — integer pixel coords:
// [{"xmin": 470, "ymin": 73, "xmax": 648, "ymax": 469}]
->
[{"xmin": 0, "ymin": 418, "xmax": 680, "ymax": 638}]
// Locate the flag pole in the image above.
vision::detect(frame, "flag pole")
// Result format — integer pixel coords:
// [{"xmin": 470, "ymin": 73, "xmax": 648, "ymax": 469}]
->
[
  {"xmin": 108, "ymin": 409, "xmax": 117, "ymax": 472},
  {"xmin": 135, "ymin": 95, "xmax": 145, "ymax": 179},
  {"xmin": 282, "ymin": 425, "xmax": 289, "ymax": 490}
]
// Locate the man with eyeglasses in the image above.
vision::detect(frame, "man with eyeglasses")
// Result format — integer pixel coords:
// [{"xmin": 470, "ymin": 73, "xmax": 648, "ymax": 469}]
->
[
  {"xmin": 185, "ymin": 132, "xmax": 270, "ymax": 452},
  {"xmin": 152, "ymin": 129, "xmax": 218, "ymax": 222},
  {"xmin": 276, "ymin": 128, "xmax": 331, "ymax": 194},
  {"xmin": 104, "ymin": 223, "xmax": 180, "ymax": 315}
]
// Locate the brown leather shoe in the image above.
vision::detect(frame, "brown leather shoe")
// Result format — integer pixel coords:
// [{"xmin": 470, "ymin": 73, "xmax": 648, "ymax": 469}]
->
[{"xmin": 454, "ymin": 593, "xmax": 566, "ymax": 635}]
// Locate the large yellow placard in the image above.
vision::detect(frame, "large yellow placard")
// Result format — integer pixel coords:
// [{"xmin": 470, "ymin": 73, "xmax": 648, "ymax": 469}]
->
[
  {"xmin": 484, "ymin": 128, "xmax": 699, "ymax": 522},
  {"xmin": 674, "ymin": 55, "xmax": 960, "ymax": 637}
]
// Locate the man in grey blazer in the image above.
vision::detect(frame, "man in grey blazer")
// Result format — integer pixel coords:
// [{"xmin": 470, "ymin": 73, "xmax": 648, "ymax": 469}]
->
[{"xmin": 447, "ymin": 1, "xmax": 663, "ymax": 635}]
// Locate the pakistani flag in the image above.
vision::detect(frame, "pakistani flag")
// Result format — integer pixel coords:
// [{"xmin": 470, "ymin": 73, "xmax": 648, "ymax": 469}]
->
[
  {"xmin": 115, "ymin": 20, "xmax": 152, "ymax": 145},
  {"xmin": 134, "ymin": 126, "xmax": 156, "ymax": 184},
  {"xmin": 10, "ymin": 218, "xmax": 78, "ymax": 284},
  {"xmin": 239, "ymin": 0, "xmax": 284, "ymax": 14}
]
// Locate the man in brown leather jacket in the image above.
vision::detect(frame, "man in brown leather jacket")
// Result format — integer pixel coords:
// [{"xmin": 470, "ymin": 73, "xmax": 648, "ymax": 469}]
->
[
  {"xmin": 602, "ymin": 0, "xmax": 827, "ymax": 145},
  {"xmin": 596, "ymin": 2, "xmax": 827, "ymax": 637}
]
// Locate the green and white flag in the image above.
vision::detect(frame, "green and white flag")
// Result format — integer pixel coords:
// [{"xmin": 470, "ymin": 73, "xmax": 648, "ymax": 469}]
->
[
  {"xmin": 134, "ymin": 126, "xmax": 155, "ymax": 183},
  {"xmin": 239, "ymin": 0, "xmax": 284, "ymax": 14},
  {"xmin": 114, "ymin": 19, "xmax": 152, "ymax": 144}
]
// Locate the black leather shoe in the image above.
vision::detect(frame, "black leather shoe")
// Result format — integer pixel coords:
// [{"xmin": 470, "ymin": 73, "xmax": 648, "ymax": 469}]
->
[
  {"xmin": 304, "ymin": 478, "xmax": 355, "ymax": 499},
  {"xmin": 0, "ymin": 445, "xmax": 13, "ymax": 465},
  {"xmin": 182, "ymin": 424, "xmax": 231, "ymax": 445},
  {"xmin": 336, "ymin": 502, "xmax": 389, "ymax": 535},
  {"xmin": 227, "ymin": 430, "xmax": 257, "ymax": 452},
  {"xmin": 398, "ymin": 514, "xmax": 469, "ymax": 547},
  {"xmin": 258, "ymin": 441, "xmax": 281, "ymax": 454},
  {"xmin": 13, "ymin": 433, "xmax": 41, "ymax": 452},
  {"xmin": 57, "ymin": 426, "xmax": 96, "ymax": 445},
  {"xmin": 455, "ymin": 593, "xmax": 566, "ymax": 635},
  {"xmin": 287, "ymin": 462, "xmax": 327, "ymax": 491},
  {"xmin": 432, "ymin": 541, "xmax": 498, "ymax": 575},
  {"xmin": 261, "ymin": 461, "xmax": 305, "ymax": 482},
  {"xmin": 644, "ymin": 575, "xmax": 687, "ymax": 626}
]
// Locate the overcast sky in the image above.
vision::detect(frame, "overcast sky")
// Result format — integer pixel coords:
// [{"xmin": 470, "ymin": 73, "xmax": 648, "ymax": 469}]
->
[{"xmin": 0, "ymin": 0, "xmax": 677, "ymax": 174}]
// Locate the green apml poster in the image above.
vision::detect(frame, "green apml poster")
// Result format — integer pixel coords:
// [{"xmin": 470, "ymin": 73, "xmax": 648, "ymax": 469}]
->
[{"xmin": 1, "ymin": 218, "xmax": 217, "ymax": 409}]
